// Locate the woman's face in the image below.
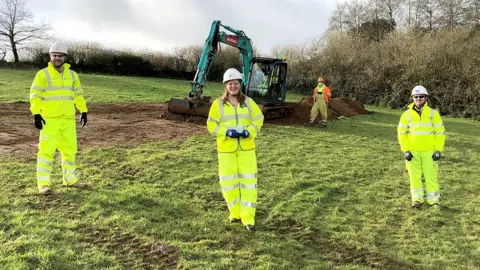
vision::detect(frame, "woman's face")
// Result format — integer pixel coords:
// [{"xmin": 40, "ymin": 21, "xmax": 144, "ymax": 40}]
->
[{"xmin": 225, "ymin": 80, "xmax": 241, "ymax": 96}]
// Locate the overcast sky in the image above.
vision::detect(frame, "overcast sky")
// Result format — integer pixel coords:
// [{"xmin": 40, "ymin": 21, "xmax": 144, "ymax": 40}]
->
[{"xmin": 27, "ymin": 0, "xmax": 340, "ymax": 54}]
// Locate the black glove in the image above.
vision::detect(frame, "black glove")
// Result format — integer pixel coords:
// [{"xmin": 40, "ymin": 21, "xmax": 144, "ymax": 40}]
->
[
  {"xmin": 404, "ymin": 151, "xmax": 413, "ymax": 161},
  {"xmin": 34, "ymin": 114, "xmax": 46, "ymax": 130},
  {"xmin": 80, "ymin": 113, "xmax": 87, "ymax": 127},
  {"xmin": 226, "ymin": 129, "xmax": 240, "ymax": 138},
  {"xmin": 240, "ymin": 130, "xmax": 250, "ymax": 138},
  {"xmin": 432, "ymin": 151, "xmax": 441, "ymax": 161}
]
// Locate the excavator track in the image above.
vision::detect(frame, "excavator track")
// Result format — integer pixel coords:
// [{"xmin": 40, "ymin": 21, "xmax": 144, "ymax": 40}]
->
[{"xmin": 259, "ymin": 104, "xmax": 294, "ymax": 120}]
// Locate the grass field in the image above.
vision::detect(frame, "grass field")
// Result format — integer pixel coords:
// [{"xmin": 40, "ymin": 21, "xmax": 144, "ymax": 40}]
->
[
  {"xmin": 0, "ymin": 68, "xmax": 305, "ymax": 104},
  {"xmin": 1, "ymin": 68, "xmax": 480, "ymax": 269}
]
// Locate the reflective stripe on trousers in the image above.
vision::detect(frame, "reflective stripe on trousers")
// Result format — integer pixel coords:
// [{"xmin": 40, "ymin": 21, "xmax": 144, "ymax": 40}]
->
[
  {"xmin": 218, "ymin": 149, "xmax": 258, "ymax": 225},
  {"xmin": 310, "ymin": 97, "xmax": 327, "ymax": 123},
  {"xmin": 37, "ymin": 118, "xmax": 78, "ymax": 186},
  {"xmin": 405, "ymin": 151, "xmax": 440, "ymax": 204}
]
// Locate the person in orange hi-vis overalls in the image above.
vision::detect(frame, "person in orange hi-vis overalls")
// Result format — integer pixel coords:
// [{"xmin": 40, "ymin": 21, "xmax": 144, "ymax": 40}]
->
[{"xmin": 307, "ymin": 77, "xmax": 331, "ymax": 127}]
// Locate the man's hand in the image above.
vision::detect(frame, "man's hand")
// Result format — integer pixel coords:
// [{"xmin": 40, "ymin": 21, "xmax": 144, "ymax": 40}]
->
[
  {"xmin": 34, "ymin": 114, "xmax": 46, "ymax": 130},
  {"xmin": 404, "ymin": 151, "xmax": 413, "ymax": 161},
  {"xmin": 432, "ymin": 151, "xmax": 441, "ymax": 161},
  {"xmin": 80, "ymin": 113, "xmax": 87, "ymax": 127},
  {"xmin": 226, "ymin": 129, "xmax": 240, "ymax": 138},
  {"xmin": 240, "ymin": 130, "xmax": 250, "ymax": 138}
]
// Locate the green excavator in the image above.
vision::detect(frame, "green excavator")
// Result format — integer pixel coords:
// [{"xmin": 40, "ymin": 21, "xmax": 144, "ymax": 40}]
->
[{"xmin": 167, "ymin": 20, "xmax": 293, "ymax": 119}]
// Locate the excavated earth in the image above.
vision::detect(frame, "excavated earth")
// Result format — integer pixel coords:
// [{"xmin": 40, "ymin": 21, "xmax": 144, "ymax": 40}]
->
[{"xmin": 0, "ymin": 98, "xmax": 368, "ymax": 155}]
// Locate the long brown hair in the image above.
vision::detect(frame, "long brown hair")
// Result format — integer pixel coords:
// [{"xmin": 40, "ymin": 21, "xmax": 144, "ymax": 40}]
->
[{"xmin": 221, "ymin": 80, "xmax": 246, "ymax": 105}]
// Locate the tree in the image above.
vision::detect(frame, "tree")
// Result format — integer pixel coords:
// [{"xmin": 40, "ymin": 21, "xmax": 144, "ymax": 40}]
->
[
  {"xmin": 329, "ymin": 2, "xmax": 349, "ymax": 32},
  {"xmin": 415, "ymin": 0, "xmax": 439, "ymax": 30},
  {"xmin": 360, "ymin": 0, "xmax": 397, "ymax": 41},
  {"xmin": 0, "ymin": 45, "xmax": 6, "ymax": 60},
  {"xmin": 344, "ymin": 1, "xmax": 368, "ymax": 31},
  {"xmin": 376, "ymin": 0, "xmax": 405, "ymax": 26},
  {"xmin": 464, "ymin": 0, "xmax": 480, "ymax": 24},
  {"xmin": 354, "ymin": 18, "xmax": 396, "ymax": 41},
  {"xmin": 0, "ymin": 0, "xmax": 50, "ymax": 62},
  {"xmin": 436, "ymin": 0, "xmax": 467, "ymax": 28}
]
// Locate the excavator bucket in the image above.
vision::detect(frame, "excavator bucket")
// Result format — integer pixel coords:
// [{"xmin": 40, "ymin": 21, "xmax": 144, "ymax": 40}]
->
[{"xmin": 167, "ymin": 97, "xmax": 212, "ymax": 117}]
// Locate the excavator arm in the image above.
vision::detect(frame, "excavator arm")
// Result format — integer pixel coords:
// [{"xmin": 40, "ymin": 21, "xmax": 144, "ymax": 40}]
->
[
  {"xmin": 189, "ymin": 20, "xmax": 254, "ymax": 99},
  {"xmin": 167, "ymin": 20, "xmax": 292, "ymax": 120}
]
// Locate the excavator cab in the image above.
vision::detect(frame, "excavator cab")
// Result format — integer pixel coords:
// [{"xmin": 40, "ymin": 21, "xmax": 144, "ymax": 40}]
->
[
  {"xmin": 246, "ymin": 57, "xmax": 287, "ymax": 105},
  {"xmin": 245, "ymin": 58, "xmax": 290, "ymax": 119}
]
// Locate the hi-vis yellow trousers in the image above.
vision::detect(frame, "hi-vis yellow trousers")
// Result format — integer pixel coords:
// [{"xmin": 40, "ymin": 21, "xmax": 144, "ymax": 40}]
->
[
  {"xmin": 36, "ymin": 118, "xmax": 79, "ymax": 187},
  {"xmin": 406, "ymin": 151, "xmax": 440, "ymax": 204},
  {"xmin": 310, "ymin": 97, "xmax": 327, "ymax": 124},
  {"xmin": 218, "ymin": 149, "xmax": 258, "ymax": 226}
]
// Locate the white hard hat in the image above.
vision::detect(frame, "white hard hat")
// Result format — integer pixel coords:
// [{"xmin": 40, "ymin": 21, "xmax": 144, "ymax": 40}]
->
[
  {"xmin": 49, "ymin": 41, "xmax": 68, "ymax": 55},
  {"xmin": 223, "ymin": 68, "xmax": 242, "ymax": 83},
  {"xmin": 411, "ymin": 85, "xmax": 428, "ymax": 96}
]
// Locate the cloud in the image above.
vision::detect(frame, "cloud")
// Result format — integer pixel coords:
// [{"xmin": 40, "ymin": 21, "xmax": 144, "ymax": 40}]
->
[{"xmin": 27, "ymin": 0, "xmax": 337, "ymax": 53}]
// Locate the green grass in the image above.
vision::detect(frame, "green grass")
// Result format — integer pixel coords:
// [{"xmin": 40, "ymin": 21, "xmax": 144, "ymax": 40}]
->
[
  {"xmin": 0, "ymin": 68, "xmax": 305, "ymax": 103},
  {"xmin": 1, "ymin": 68, "xmax": 480, "ymax": 269}
]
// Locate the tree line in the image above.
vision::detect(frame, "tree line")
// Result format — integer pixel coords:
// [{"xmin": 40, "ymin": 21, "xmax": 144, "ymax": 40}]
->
[
  {"xmin": 1, "ymin": 0, "xmax": 479, "ymax": 119},
  {"xmin": 329, "ymin": 0, "xmax": 480, "ymax": 32}
]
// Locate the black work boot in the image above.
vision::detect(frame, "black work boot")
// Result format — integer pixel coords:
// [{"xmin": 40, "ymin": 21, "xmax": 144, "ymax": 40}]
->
[
  {"xmin": 411, "ymin": 201, "xmax": 421, "ymax": 209},
  {"xmin": 229, "ymin": 218, "xmax": 241, "ymax": 223},
  {"xmin": 38, "ymin": 185, "xmax": 52, "ymax": 195},
  {"xmin": 245, "ymin": 224, "xmax": 256, "ymax": 231}
]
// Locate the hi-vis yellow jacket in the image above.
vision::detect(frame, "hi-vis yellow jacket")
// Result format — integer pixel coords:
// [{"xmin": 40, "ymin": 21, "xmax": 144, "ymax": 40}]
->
[
  {"xmin": 29, "ymin": 62, "xmax": 87, "ymax": 118},
  {"xmin": 397, "ymin": 102, "xmax": 445, "ymax": 152},
  {"xmin": 207, "ymin": 97, "xmax": 264, "ymax": 153}
]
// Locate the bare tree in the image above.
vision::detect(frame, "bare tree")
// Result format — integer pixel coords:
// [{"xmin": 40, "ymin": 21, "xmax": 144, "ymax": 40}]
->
[
  {"xmin": 329, "ymin": 2, "xmax": 349, "ymax": 32},
  {"xmin": 377, "ymin": 0, "xmax": 405, "ymax": 25},
  {"xmin": 414, "ymin": 0, "xmax": 439, "ymax": 29},
  {"xmin": 0, "ymin": 45, "xmax": 6, "ymax": 60},
  {"xmin": 435, "ymin": 0, "xmax": 466, "ymax": 27},
  {"xmin": 344, "ymin": 0, "xmax": 368, "ymax": 30},
  {"xmin": 365, "ymin": 0, "xmax": 385, "ymax": 22},
  {"xmin": 464, "ymin": 0, "xmax": 480, "ymax": 24},
  {"xmin": 0, "ymin": 0, "xmax": 50, "ymax": 62},
  {"xmin": 400, "ymin": 0, "xmax": 421, "ymax": 27}
]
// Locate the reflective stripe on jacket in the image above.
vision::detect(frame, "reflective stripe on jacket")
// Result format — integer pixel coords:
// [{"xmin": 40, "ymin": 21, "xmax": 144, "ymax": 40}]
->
[
  {"xmin": 397, "ymin": 102, "xmax": 446, "ymax": 152},
  {"xmin": 30, "ymin": 62, "xmax": 88, "ymax": 118},
  {"xmin": 207, "ymin": 97, "xmax": 264, "ymax": 153}
]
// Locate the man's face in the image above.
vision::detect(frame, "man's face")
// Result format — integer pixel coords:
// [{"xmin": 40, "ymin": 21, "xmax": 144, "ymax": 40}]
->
[
  {"xmin": 413, "ymin": 95, "xmax": 427, "ymax": 107},
  {"xmin": 50, "ymin": 53, "xmax": 66, "ymax": 68},
  {"xmin": 225, "ymin": 80, "xmax": 241, "ymax": 96}
]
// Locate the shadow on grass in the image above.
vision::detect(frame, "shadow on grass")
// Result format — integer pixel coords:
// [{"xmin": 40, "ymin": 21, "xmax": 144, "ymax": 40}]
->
[
  {"xmin": 257, "ymin": 181, "xmax": 416, "ymax": 269},
  {"xmin": 262, "ymin": 215, "xmax": 417, "ymax": 269},
  {"xmin": 76, "ymin": 223, "xmax": 179, "ymax": 269}
]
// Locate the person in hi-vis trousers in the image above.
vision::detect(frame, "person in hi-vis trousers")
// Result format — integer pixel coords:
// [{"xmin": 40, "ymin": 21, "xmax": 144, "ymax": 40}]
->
[
  {"xmin": 29, "ymin": 41, "xmax": 89, "ymax": 195},
  {"xmin": 207, "ymin": 68, "xmax": 264, "ymax": 231},
  {"xmin": 307, "ymin": 77, "xmax": 331, "ymax": 127},
  {"xmin": 397, "ymin": 85, "xmax": 446, "ymax": 209}
]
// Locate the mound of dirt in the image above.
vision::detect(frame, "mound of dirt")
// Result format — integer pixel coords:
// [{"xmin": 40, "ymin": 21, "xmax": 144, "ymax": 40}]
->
[
  {"xmin": 160, "ymin": 97, "xmax": 369, "ymax": 126},
  {"xmin": 265, "ymin": 97, "xmax": 368, "ymax": 125},
  {"xmin": 0, "ymin": 98, "xmax": 369, "ymax": 155}
]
